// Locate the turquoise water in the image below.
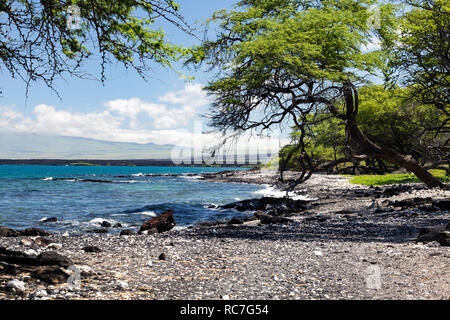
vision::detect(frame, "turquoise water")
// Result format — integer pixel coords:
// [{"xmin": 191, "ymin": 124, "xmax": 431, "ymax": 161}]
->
[{"xmin": 0, "ymin": 165, "xmax": 264, "ymax": 234}]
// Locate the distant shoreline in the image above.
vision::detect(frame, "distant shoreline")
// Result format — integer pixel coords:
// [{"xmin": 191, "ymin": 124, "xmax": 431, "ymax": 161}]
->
[{"xmin": 0, "ymin": 159, "xmax": 257, "ymax": 167}]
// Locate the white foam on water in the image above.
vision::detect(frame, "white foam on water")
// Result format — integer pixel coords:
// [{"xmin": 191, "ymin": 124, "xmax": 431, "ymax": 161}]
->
[
  {"xmin": 180, "ymin": 175, "xmax": 202, "ymax": 180},
  {"xmin": 172, "ymin": 225, "xmax": 188, "ymax": 231},
  {"xmin": 131, "ymin": 173, "xmax": 144, "ymax": 177},
  {"xmin": 42, "ymin": 177, "xmax": 53, "ymax": 181},
  {"xmin": 112, "ymin": 180, "xmax": 139, "ymax": 183},
  {"xmin": 253, "ymin": 185, "xmax": 318, "ymax": 201},
  {"xmin": 134, "ymin": 211, "xmax": 157, "ymax": 217},
  {"xmin": 88, "ymin": 218, "xmax": 106, "ymax": 224}
]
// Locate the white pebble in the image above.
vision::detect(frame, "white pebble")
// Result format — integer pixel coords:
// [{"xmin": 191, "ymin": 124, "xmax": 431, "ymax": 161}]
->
[
  {"xmin": 47, "ymin": 243, "xmax": 63, "ymax": 249},
  {"xmin": 6, "ymin": 279, "xmax": 26, "ymax": 292},
  {"xmin": 24, "ymin": 249, "xmax": 38, "ymax": 256},
  {"xmin": 313, "ymin": 250, "xmax": 323, "ymax": 256},
  {"xmin": 116, "ymin": 280, "xmax": 129, "ymax": 290}
]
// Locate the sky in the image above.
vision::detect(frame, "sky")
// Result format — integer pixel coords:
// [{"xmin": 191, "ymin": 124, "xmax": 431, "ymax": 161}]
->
[
  {"xmin": 0, "ymin": 0, "xmax": 382, "ymax": 158},
  {"xmin": 0, "ymin": 0, "xmax": 254, "ymax": 151}
]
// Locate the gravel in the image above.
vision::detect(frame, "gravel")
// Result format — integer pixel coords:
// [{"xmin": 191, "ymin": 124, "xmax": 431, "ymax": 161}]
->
[{"xmin": 0, "ymin": 170, "xmax": 448, "ymax": 300}]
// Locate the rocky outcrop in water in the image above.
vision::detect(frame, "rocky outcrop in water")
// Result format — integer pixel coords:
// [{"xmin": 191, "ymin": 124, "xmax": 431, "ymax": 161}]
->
[
  {"xmin": 0, "ymin": 227, "xmax": 51, "ymax": 237},
  {"xmin": 220, "ymin": 197, "xmax": 311, "ymax": 215},
  {"xmin": 139, "ymin": 210, "xmax": 176, "ymax": 233}
]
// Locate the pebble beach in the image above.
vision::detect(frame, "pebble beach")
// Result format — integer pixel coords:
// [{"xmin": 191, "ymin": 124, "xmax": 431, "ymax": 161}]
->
[{"xmin": 0, "ymin": 169, "xmax": 449, "ymax": 300}]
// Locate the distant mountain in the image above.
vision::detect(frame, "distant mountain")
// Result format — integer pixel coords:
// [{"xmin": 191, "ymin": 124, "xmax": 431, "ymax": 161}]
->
[{"xmin": 0, "ymin": 132, "xmax": 175, "ymax": 159}]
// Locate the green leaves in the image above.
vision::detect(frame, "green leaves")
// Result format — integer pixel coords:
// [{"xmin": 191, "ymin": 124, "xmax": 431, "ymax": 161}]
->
[
  {"xmin": 392, "ymin": 0, "xmax": 449, "ymax": 113},
  {"xmin": 1, "ymin": 0, "xmax": 192, "ymax": 88}
]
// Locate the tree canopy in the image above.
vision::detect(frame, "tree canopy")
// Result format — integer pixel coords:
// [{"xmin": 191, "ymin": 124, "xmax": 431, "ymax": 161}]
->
[
  {"xmin": 189, "ymin": 0, "xmax": 446, "ymax": 188},
  {"xmin": 0, "ymin": 0, "xmax": 192, "ymax": 94}
]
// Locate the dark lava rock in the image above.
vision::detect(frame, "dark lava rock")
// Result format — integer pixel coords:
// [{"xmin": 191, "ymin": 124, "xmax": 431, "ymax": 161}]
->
[
  {"xmin": 100, "ymin": 221, "xmax": 111, "ymax": 228},
  {"xmin": 227, "ymin": 217, "xmax": 244, "ymax": 225},
  {"xmin": 220, "ymin": 197, "xmax": 310, "ymax": 215},
  {"xmin": 82, "ymin": 246, "xmax": 102, "ymax": 253},
  {"xmin": 0, "ymin": 247, "xmax": 73, "ymax": 284},
  {"xmin": 34, "ymin": 237, "xmax": 54, "ymax": 247},
  {"xmin": 388, "ymin": 197, "xmax": 432, "ymax": 210},
  {"xmin": 0, "ymin": 226, "xmax": 51, "ymax": 237},
  {"xmin": 139, "ymin": 209, "xmax": 176, "ymax": 233},
  {"xmin": 432, "ymin": 199, "xmax": 450, "ymax": 211},
  {"xmin": 254, "ymin": 212, "xmax": 292, "ymax": 224},
  {"xmin": 418, "ymin": 204, "xmax": 440, "ymax": 212},
  {"xmin": 39, "ymin": 217, "xmax": 58, "ymax": 223},
  {"xmin": 417, "ymin": 224, "xmax": 450, "ymax": 246},
  {"xmin": 194, "ymin": 221, "xmax": 224, "ymax": 228},
  {"xmin": 0, "ymin": 226, "xmax": 20, "ymax": 237},
  {"xmin": 113, "ymin": 223, "xmax": 123, "ymax": 228},
  {"xmin": 32, "ymin": 266, "xmax": 69, "ymax": 284},
  {"xmin": 88, "ymin": 228, "xmax": 109, "ymax": 234},
  {"xmin": 158, "ymin": 253, "xmax": 166, "ymax": 260},
  {"xmin": 19, "ymin": 228, "xmax": 51, "ymax": 237},
  {"xmin": 120, "ymin": 229, "xmax": 136, "ymax": 236},
  {"xmin": 417, "ymin": 231, "xmax": 450, "ymax": 246},
  {"xmin": 418, "ymin": 224, "xmax": 448, "ymax": 237},
  {"xmin": 37, "ymin": 251, "xmax": 73, "ymax": 267}
]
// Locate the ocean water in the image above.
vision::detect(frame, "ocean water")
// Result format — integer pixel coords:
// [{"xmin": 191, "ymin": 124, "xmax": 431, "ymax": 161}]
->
[{"xmin": 0, "ymin": 165, "xmax": 268, "ymax": 234}]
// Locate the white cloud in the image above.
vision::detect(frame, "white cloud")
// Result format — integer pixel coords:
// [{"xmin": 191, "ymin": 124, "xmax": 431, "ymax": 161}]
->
[
  {"xmin": 0, "ymin": 106, "xmax": 23, "ymax": 120},
  {"xmin": 0, "ymin": 83, "xmax": 287, "ymax": 154},
  {"xmin": 159, "ymin": 83, "xmax": 209, "ymax": 107},
  {"xmin": 102, "ymin": 83, "xmax": 209, "ymax": 130},
  {"xmin": 105, "ymin": 98, "xmax": 167, "ymax": 128}
]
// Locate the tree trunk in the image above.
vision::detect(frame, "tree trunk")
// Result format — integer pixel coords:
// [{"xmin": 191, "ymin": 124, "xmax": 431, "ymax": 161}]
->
[
  {"xmin": 346, "ymin": 119, "xmax": 444, "ymax": 188},
  {"xmin": 343, "ymin": 82, "xmax": 444, "ymax": 189}
]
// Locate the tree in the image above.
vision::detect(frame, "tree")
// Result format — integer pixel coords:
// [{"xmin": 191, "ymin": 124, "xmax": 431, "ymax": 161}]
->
[
  {"xmin": 391, "ymin": 0, "xmax": 449, "ymax": 117},
  {"xmin": 189, "ymin": 0, "xmax": 444, "ymax": 188},
  {"xmin": 285, "ymin": 84, "xmax": 448, "ymax": 175},
  {"xmin": 0, "ymin": 0, "xmax": 192, "ymax": 95}
]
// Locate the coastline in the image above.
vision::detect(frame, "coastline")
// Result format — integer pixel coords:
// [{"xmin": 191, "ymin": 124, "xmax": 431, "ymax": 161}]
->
[{"xmin": 0, "ymin": 168, "xmax": 449, "ymax": 300}]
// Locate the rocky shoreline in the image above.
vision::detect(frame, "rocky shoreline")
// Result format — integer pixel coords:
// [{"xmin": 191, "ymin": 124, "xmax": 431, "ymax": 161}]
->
[{"xmin": 0, "ymin": 169, "xmax": 449, "ymax": 300}]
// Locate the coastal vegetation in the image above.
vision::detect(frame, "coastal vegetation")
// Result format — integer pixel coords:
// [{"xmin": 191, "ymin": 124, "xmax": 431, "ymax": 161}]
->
[
  {"xmin": 189, "ymin": 0, "xmax": 448, "ymax": 189},
  {"xmin": 346, "ymin": 169, "xmax": 450, "ymax": 186}
]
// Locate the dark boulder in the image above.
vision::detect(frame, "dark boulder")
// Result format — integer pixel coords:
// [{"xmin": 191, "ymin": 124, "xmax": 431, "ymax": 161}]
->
[
  {"xmin": 432, "ymin": 199, "xmax": 450, "ymax": 211},
  {"xmin": 88, "ymin": 228, "xmax": 108, "ymax": 234},
  {"xmin": 19, "ymin": 228, "xmax": 51, "ymax": 237},
  {"xmin": 82, "ymin": 246, "xmax": 102, "ymax": 253},
  {"xmin": 39, "ymin": 217, "xmax": 58, "ymax": 224},
  {"xmin": 113, "ymin": 223, "xmax": 123, "ymax": 228},
  {"xmin": 254, "ymin": 212, "xmax": 292, "ymax": 224},
  {"xmin": 418, "ymin": 224, "xmax": 447, "ymax": 237},
  {"xmin": 227, "ymin": 217, "xmax": 244, "ymax": 225},
  {"xmin": 100, "ymin": 221, "xmax": 111, "ymax": 228},
  {"xmin": 31, "ymin": 266, "xmax": 69, "ymax": 284},
  {"xmin": 0, "ymin": 226, "xmax": 20, "ymax": 237},
  {"xmin": 37, "ymin": 251, "xmax": 73, "ymax": 267},
  {"xmin": 417, "ymin": 224, "xmax": 450, "ymax": 246},
  {"xmin": 120, "ymin": 229, "xmax": 136, "ymax": 236},
  {"xmin": 0, "ymin": 226, "xmax": 51, "ymax": 237},
  {"xmin": 139, "ymin": 210, "xmax": 176, "ymax": 233},
  {"xmin": 388, "ymin": 197, "xmax": 432, "ymax": 210},
  {"xmin": 220, "ymin": 197, "xmax": 310, "ymax": 215},
  {"xmin": 34, "ymin": 237, "xmax": 54, "ymax": 247}
]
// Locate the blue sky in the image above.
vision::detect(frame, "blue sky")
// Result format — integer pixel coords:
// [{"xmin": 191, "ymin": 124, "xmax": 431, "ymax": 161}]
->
[
  {"xmin": 0, "ymin": 0, "xmax": 382, "ymax": 158},
  {"xmin": 0, "ymin": 0, "xmax": 246, "ymax": 148}
]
